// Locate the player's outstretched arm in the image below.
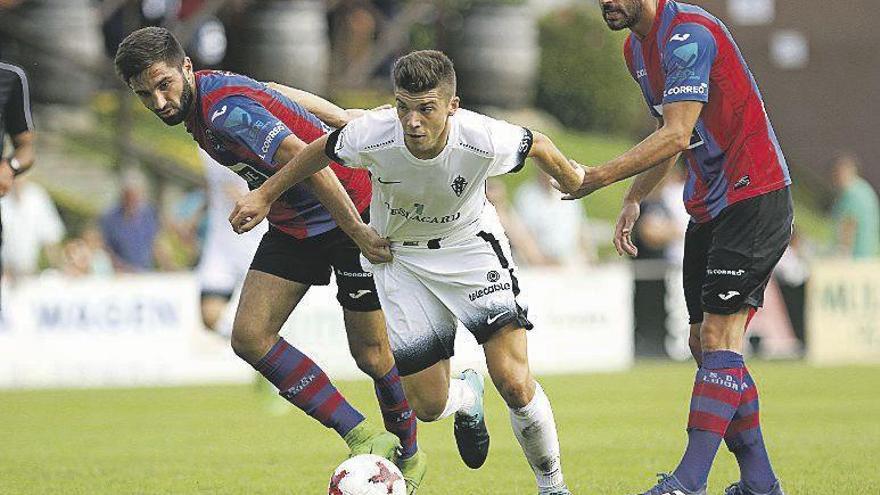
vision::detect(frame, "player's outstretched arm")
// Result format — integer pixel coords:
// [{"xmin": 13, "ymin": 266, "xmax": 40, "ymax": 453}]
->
[
  {"xmin": 562, "ymin": 101, "xmax": 703, "ymax": 200},
  {"xmin": 613, "ymin": 119, "xmax": 680, "ymax": 257},
  {"xmin": 265, "ymin": 82, "xmax": 351, "ymax": 129},
  {"xmin": 527, "ymin": 131, "xmax": 585, "ymax": 194}
]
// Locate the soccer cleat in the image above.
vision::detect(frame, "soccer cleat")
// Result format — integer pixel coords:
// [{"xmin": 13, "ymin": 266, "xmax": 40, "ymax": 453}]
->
[
  {"xmin": 343, "ymin": 421, "xmax": 400, "ymax": 461},
  {"xmin": 454, "ymin": 369, "xmax": 490, "ymax": 469},
  {"xmin": 538, "ymin": 485, "xmax": 572, "ymax": 495},
  {"xmin": 724, "ymin": 481, "xmax": 785, "ymax": 495},
  {"xmin": 396, "ymin": 450, "xmax": 428, "ymax": 495},
  {"xmin": 633, "ymin": 473, "xmax": 707, "ymax": 495}
]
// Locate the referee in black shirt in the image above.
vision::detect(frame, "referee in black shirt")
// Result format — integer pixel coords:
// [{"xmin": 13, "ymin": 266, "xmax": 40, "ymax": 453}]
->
[{"xmin": 0, "ymin": 61, "xmax": 36, "ymax": 313}]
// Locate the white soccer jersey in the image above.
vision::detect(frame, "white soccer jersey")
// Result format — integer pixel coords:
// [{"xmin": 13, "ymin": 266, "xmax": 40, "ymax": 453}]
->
[{"xmin": 328, "ymin": 108, "xmax": 533, "ymax": 242}]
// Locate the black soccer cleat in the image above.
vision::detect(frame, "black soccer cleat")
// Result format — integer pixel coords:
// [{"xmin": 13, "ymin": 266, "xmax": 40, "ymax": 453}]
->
[{"xmin": 453, "ymin": 369, "xmax": 490, "ymax": 469}]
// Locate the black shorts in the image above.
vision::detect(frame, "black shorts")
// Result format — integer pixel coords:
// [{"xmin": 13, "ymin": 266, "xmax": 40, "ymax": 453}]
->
[
  {"xmin": 683, "ymin": 187, "xmax": 793, "ymax": 324},
  {"xmin": 249, "ymin": 220, "xmax": 380, "ymax": 312}
]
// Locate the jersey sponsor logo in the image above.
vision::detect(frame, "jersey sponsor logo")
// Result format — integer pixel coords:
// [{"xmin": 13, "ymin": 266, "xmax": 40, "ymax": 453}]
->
[
  {"xmin": 348, "ymin": 289, "xmax": 373, "ymax": 299},
  {"xmin": 487, "ymin": 270, "xmax": 500, "ymax": 282},
  {"xmin": 211, "ymin": 104, "xmax": 228, "ymax": 122},
  {"xmin": 707, "ymin": 268, "xmax": 745, "ymax": 277},
  {"xmin": 718, "ymin": 290, "xmax": 741, "ymax": 301},
  {"xmin": 486, "ymin": 310, "xmax": 511, "ymax": 326},
  {"xmin": 664, "ymin": 83, "xmax": 708, "ymax": 97},
  {"xmin": 260, "ymin": 122, "xmax": 287, "ymax": 159},
  {"xmin": 672, "ymin": 42, "xmax": 699, "ymax": 68},
  {"xmin": 450, "ymin": 175, "xmax": 468, "ymax": 197},
  {"xmin": 468, "ymin": 282, "xmax": 512, "ymax": 302},
  {"xmin": 228, "ymin": 161, "xmax": 270, "ymax": 188},
  {"xmin": 377, "ymin": 177, "xmax": 401, "ymax": 184},
  {"xmin": 734, "ymin": 175, "xmax": 751, "ymax": 190},
  {"xmin": 636, "ymin": 69, "xmax": 648, "ymax": 79},
  {"xmin": 669, "ymin": 33, "xmax": 691, "ymax": 42},
  {"xmin": 385, "ymin": 202, "xmax": 462, "ymax": 225}
]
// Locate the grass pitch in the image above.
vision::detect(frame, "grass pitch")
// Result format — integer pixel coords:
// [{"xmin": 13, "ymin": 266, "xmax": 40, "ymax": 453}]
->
[{"xmin": 1, "ymin": 362, "xmax": 877, "ymax": 494}]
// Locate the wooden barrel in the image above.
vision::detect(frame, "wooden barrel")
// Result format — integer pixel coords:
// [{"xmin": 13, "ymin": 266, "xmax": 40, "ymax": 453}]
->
[
  {"xmin": 17, "ymin": 0, "xmax": 101, "ymax": 105},
  {"xmin": 450, "ymin": 5, "xmax": 539, "ymax": 108},
  {"xmin": 231, "ymin": 0, "xmax": 329, "ymax": 93}
]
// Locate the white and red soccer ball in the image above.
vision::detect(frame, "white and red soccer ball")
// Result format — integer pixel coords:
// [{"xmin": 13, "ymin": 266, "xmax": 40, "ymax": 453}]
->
[{"xmin": 328, "ymin": 454, "xmax": 406, "ymax": 495}]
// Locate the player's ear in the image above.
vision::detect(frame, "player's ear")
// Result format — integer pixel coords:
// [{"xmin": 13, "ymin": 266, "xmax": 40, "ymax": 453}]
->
[
  {"xmin": 448, "ymin": 95, "xmax": 460, "ymax": 116},
  {"xmin": 182, "ymin": 56, "xmax": 194, "ymax": 78}
]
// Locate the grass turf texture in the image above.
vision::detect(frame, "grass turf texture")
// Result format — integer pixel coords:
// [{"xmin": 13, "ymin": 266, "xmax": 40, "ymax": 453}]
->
[{"xmin": 2, "ymin": 362, "xmax": 876, "ymax": 494}]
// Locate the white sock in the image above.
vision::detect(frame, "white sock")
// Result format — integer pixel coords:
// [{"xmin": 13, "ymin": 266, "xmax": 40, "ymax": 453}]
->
[
  {"xmin": 436, "ymin": 376, "xmax": 477, "ymax": 421},
  {"xmin": 509, "ymin": 381, "xmax": 565, "ymax": 491}
]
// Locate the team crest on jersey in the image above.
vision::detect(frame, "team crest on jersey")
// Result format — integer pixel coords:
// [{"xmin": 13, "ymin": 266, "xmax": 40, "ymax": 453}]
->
[{"xmin": 450, "ymin": 175, "xmax": 468, "ymax": 197}]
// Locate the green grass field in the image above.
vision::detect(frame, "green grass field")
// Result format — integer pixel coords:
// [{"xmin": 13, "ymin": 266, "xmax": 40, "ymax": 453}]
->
[{"xmin": 1, "ymin": 362, "xmax": 877, "ymax": 494}]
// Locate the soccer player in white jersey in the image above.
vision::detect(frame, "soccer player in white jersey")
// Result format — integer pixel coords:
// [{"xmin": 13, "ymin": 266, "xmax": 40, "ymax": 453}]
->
[{"xmin": 230, "ymin": 50, "xmax": 585, "ymax": 495}]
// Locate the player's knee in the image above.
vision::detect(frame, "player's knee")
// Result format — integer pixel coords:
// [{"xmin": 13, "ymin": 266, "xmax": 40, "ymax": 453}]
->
[
  {"xmin": 408, "ymin": 394, "xmax": 445, "ymax": 422},
  {"xmin": 352, "ymin": 344, "xmax": 391, "ymax": 379},
  {"xmin": 494, "ymin": 374, "xmax": 533, "ymax": 409},
  {"xmin": 699, "ymin": 316, "xmax": 732, "ymax": 351},
  {"xmin": 689, "ymin": 334, "xmax": 703, "ymax": 363},
  {"xmin": 230, "ymin": 326, "xmax": 272, "ymax": 364}
]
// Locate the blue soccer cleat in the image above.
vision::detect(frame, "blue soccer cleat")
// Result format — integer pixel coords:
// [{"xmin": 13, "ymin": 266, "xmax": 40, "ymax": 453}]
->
[
  {"xmin": 632, "ymin": 473, "xmax": 706, "ymax": 495},
  {"xmin": 453, "ymin": 369, "xmax": 490, "ymax": 469},
  {"xmin": 724, "ymin": 480, "xmax": 785, "ymax": 495}
]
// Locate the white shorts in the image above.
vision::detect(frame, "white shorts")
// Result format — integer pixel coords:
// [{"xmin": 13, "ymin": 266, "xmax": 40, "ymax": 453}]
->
[
  {"xmin": 197, "ymin": 226, "xmax": 261, "ymax": 298},
  {"xmin": 363, "ymin": 212, "xmax": 531, "ymax": 375}
]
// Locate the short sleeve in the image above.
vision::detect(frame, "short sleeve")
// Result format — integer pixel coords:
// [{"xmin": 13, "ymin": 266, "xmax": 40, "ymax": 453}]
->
[
  {"xmin": 207, "ymin": 95, "xmax": 292, "ymax": 164},
  {"xmin": 325, "ymin": 119, "xmax": 368, "ymax": 169},
  {"xmin": 487, "ymin": 118, "xmax": 533, "ymax": 177},
  {"xmin": 662, "ymin": 23, "xmax": 717, "ymax": 104},
  {"xmin": 4, "ymin": 67, "xmax": 34, "ymax": 136}
]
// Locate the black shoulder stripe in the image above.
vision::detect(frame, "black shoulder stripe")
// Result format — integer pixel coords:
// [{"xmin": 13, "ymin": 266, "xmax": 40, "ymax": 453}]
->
[
  {"xmin": 325, "ymin": 126, "xmax": 344, "ymax": 163},
  {"xmin": 509, "ymin": 128, "xmax": 533, "ymax": 174}
]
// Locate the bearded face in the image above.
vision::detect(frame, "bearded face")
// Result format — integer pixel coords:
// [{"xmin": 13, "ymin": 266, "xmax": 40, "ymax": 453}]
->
[{"xmin": 600, "ymin": 0, "xmax": 644, "ymax": 31}]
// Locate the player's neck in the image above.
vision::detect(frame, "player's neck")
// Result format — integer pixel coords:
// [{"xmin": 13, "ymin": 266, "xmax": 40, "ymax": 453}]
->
[{"xmin": 631, "ymin": 0, "xmax": 659, "ymax": 39}]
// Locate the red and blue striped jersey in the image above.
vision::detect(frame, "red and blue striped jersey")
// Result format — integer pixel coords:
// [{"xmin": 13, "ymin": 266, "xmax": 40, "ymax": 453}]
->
[
  {"xmin": 623, "ymin": 0, "xmax": 791, "ymax": 222},
  {"xmin": 185, "ymin": 70, "xmax": 371, "ymax": 239}
]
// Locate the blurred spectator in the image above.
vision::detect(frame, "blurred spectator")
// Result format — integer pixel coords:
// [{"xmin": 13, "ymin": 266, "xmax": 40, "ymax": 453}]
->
[
  {"xmin": 61, "ymin": 225, "xmax": 114, "ymax": 278},
  {"xmin": 486, "ymin": 178, "xmax": 548, "ymax": 266},
  {"xmin": 631, "ymin": 169, "xmax": 688, "ymax": 359},
  {"xmin": 166, "ymin": 184, "xmax": 207, "ymax": 268},
  {"xmin": 0, "ymin": 177, "xmax": 65, "ymax": 279},
  {"xmin": 831, "ymin": 153, "xmax": 880, "ymax": 258},
  {"xmin": 513, "ymin": 171, "xmax": 595, "ymax": 266},
  {"xmin": 329, "ymin": 0, "xmax": 378, "ymax": 79},
  {"xmin": 774, "ymin": 229, "xmax": 810, "ymax": 345},
  {"xmin": 100, "ymin": 168, "xmax": 160, "ymax": 272},
  {"xmin": 195, "ymin": 149, "xmax": 265, "ymax": 334}
]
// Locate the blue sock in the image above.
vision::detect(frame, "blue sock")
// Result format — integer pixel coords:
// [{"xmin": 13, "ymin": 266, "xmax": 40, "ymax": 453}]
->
[
  {"xmin": 725, "ymin": 368, "xmax": 778, "ymax": 493},
  {"xmin": 673, "ymin": 350, "xmax": 745, "ymax": 491}
]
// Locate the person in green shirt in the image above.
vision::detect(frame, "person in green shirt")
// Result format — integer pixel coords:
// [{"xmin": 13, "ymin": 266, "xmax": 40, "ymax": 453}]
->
[{"xmin": 831, "ymin": 153, "xmax": 880, "ymax": 258}]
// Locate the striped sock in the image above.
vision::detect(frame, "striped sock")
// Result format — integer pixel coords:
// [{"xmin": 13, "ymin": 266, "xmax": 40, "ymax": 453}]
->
[
  {"xmin": 724, "ymin": 368, "xmax": 778, "ymax": 493},
  {"xmin": 673, "ymin": 350, "xmax": 745, "ymax": 491},
  {"xmin": 374, "ymin": 365, "xmax": 418, "ymax": 459},
  {"xmin": 255, "ymin": 338, "xmax": 364, "ymax": 437}
]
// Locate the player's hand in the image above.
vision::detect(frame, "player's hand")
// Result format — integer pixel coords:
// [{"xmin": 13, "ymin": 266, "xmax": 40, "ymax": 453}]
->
[
  {"xmin": 551, "ymin": 160, "xmax": 605, "ymax": 199},
  {"xmin": 350, "ymin": 223, "xmax": 392, "ymax": 264},
  {"xmin": 0, "ymin": 160, "xmax": 14, "ymax": 197},
  {"xmin": 613, "ymin": 201, "xmax": 641, "ymax": 257},
  {"xmin": 229, "ymin": 189, "xmax": 271, "ymax": 234}
]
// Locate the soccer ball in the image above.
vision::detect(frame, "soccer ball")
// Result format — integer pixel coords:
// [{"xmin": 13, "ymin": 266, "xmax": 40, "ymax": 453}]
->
[{"xmin": 328, "ymin": 454, "xmax": 406, "ymax": 495}]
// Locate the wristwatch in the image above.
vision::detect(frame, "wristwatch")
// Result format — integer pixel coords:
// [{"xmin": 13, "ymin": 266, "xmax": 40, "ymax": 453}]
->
[{"xmin": 7, "ymin": 157, "xmax": 22, "ymax": 176}]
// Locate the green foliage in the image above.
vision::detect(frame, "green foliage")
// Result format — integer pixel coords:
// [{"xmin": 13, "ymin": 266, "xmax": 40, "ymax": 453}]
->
[{"xmin": 537, "ymin": 7, "xmax": 647, "ymax": 135}]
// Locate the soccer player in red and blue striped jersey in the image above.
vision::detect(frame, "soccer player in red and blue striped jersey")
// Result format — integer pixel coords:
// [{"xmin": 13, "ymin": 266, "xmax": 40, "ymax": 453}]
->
[
  {"xmin": 114, "ymin": 27, "xmax": 425, "ymax": 492},
  {"xmin": 563, "ymin": 2, "xmax": 791, "ymax": 494}
]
